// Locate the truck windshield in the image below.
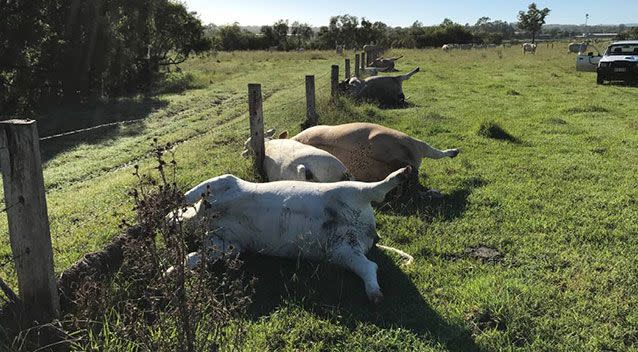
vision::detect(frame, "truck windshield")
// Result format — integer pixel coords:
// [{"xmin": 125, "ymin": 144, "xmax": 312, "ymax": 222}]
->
[{"xmin": 606, "ymin": 44, "xmax": 638, "ymax": 55}]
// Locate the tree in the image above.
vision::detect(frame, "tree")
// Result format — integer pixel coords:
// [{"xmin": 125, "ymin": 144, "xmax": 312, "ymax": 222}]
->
[
  {"xmin": 517, "ymin": 3, "xmax": 550, "ymax": 43},
  {"xmin": 290, "ymin": 22, "xmax": 313, "ymax": 48},
  {"xmin": 272, "ymin": 20, "xmax": 289, "ymax": 49}
]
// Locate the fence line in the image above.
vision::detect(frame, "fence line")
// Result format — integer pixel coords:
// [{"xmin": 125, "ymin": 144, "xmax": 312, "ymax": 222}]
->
[
  {"xmin": 39, "ymin": 118, "xmax": 147, "ymax": 141},
  {"xmin": 0, "ymin": 62, "xmax": 344, "ymax": 328}
]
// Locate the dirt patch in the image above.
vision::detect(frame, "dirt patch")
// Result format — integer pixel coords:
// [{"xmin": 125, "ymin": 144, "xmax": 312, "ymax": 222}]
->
[
  {"xmin": 464, "ymin": 245, "xmax": 502, "ymax": 263},
  {"xmin": 466, "ymin": 308, "xmax": 507, "ymax": 334},
  {"xmin": 445, "ymin": 245, "xmax": 503, "ymax": 264}
]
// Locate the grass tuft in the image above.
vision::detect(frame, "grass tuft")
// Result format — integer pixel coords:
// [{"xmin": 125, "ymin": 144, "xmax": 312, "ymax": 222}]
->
[
  {"xmin": 564, "ymin": 104, "xmax": 610, "ymax": 114},
  {"xmin": 477, "ymin": 120, "xmax": 520, "ymax": 143}
]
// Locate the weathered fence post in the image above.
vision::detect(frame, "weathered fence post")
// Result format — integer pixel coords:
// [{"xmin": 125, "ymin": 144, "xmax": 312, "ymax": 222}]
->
[
  {"xmin": 0, "ymin": 120, "xmax": 59, "ymax": 323},
  {"xmin": 361, "ymin": 52, "xmax": 366, "ymax": 70},
  {"xmin": 331, "ymin": 65, "xmax": 339, "ymax": 98},
  {"xmin": 247, "ymin": 84, "xmax": 266, "ymax": 180},
  {"xmin": 354, "ymin": 54, "xmax": 360, "ymax": 77},
  {"xmin": 345, "ymin": 58, "xmax": 351, "ymax": 80},
  {"xmin": 304, "ymin": 75, "xmax": 317, "ymax": 128}
]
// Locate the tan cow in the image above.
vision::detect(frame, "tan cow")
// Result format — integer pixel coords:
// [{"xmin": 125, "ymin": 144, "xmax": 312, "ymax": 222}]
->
[{"xmin": 291, "ymin": 122, "xmax": 459, "ymax": 182}]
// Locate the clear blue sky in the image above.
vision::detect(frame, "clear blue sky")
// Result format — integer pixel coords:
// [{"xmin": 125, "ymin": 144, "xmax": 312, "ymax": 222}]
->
[{"xmin": 184, "ymin": 0, "xmax": 637, "ymax": 27}]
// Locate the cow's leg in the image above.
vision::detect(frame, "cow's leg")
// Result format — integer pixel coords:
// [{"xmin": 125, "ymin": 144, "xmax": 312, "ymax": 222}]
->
[
  {"xmin": 166, "ymin": 234, "xmax": 241, "ymax": 274},
  {"xmin": 330, "ymin": 246, "xmax": 383, "ymax": 304}
]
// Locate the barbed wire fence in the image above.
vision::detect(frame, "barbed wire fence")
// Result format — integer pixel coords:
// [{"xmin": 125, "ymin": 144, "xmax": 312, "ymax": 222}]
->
[{"xmin": 0, "ymin": 61, "xmax": 349, "ymax": 317}]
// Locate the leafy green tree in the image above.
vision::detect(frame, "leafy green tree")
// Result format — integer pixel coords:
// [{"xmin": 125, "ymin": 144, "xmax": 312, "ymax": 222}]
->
[
  {"xmin": 0, "ymin": 0, "xmax": 211, "ymax": 112},
  {"xmin": 290, "ymin": 22, "xmax": 314, "ymax": 48},
  {"xmin": 517, "ymin": 3, "xmax": 551, "ymax": 43}
]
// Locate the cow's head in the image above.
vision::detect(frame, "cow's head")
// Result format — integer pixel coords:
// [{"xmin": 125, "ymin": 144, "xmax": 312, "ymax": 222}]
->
[
  {"xmin": 338, "ymin": 77, "xmax": 365, "ymax": 96},
  {"xmin": 241, "ymin": 128, "xmax": 277, "ymax": 158}
]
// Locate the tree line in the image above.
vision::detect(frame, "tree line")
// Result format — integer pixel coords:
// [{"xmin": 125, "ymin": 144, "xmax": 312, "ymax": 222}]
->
[
  {"xmin": 1, "ymin": 0, "xmax": 211, "ymax": 114},
  {"xmin": 208, "ymin": 7, "xmax": 637, "ymax": 52}
]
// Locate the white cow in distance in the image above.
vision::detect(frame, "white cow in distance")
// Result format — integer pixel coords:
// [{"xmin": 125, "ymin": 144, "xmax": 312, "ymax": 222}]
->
[
  {"xmin": 242, "ymin": 129, "xmax": 353, "ymax": 182},
  {"xmin": 522, "ymin": 42, "xmax": 537, "ymax": 54},
  {"xmin": 169, "ymin": 167, "xmax": 415, "ymax": 303}
]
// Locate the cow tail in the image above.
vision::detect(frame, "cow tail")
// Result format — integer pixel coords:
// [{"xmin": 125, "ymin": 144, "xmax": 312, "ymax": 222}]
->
[
  {"xmin": 400, "ymin": 67, "xmax": 420, "ymax": 81},
  {"xmin": 376, "ymin": 244, "xmax": 414, "ymax": 265}
]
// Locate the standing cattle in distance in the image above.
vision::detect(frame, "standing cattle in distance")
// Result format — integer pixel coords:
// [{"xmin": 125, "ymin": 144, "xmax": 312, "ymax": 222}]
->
[{"xmin": 522, "ymin": 42, "xmax": 537, "ymax": 54}]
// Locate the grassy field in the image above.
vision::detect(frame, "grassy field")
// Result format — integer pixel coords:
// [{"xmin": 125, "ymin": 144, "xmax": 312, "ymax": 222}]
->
[{"xmin": 1, "ymin": 45, "xmax": 638, "ymax": 351}]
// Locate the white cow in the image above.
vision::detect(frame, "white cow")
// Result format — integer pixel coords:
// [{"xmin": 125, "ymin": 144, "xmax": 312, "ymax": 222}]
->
[
  {"xmin": 522, "ymin": 42, "xmax": 537, "ymax": 54},
  {"xmin": 442, "ymin": 44, "xmax": 451, "ymax": 52},
  {"xmin": 169, "ymin": 167, "xmax": 415, "ymax": 303},
  {"xmin": 242, "ymin": 129, "xmax": 352, "ymax": 182}
]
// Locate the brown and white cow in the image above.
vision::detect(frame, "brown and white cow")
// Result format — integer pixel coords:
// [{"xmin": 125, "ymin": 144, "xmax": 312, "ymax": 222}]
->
[
  {"xmin": 522, "ymin": 42, "xmax": 537, "ymax": 54},
  {"xmin": 291, "ymin": 122, "xmax": 459, "ymax": 182},
  {"xmin": 168, "ymin": 167, "xmax": 415, "ymax": 303}
]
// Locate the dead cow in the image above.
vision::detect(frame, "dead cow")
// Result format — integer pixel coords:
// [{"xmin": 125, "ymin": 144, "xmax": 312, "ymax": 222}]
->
[
  {"xmin": 338, "ymin": 67, "xmax": 420, "ymax": 105},
  {"xmin": 291, "ymin": 122, "xmax": 459, "ymax": 182},
  {"xmin": 368, "ymin": 56, "xmax": 403, "ymax": 72},
  {"xmin": 242, "ymin": 129, "xmax": 352, "ymax": 182},
  {"xmin": 169, "ymin": 167, "xmax": 415, "ymax": 303}
]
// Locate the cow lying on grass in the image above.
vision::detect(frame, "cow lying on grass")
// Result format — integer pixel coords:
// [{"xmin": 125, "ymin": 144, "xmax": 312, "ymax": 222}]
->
[
  {"xmin": 338, "ymin": 67, "xmax": 420, "ymax": 106},
  {"xmin": 368, "ymin": 56, "xmax": 403, "ymax": 72},
  {"xmin": 167, "ymin": 167, "xmax": 415, "ymax": 303},
  {"xmin": 291, "ymin": 122, "xmax": 459, "ymax": 182},
  {"xmin": 242, "ymin": 129, "xmax": 352, "ymax": 182}
]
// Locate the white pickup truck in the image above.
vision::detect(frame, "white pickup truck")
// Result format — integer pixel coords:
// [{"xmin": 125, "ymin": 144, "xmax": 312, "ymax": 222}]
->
[{"xmin": 596, "ymin": 40, "xmax": 638, "ymax": 85}]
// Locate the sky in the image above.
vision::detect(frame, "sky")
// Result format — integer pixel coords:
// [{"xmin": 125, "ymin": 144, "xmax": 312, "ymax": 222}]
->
[{"xmin": 183, "ymin": 0, "xmax": 638, "ymax": 27}]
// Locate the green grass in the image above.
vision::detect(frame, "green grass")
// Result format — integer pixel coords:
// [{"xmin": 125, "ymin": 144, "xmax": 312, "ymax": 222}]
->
[{"xmin": 2, "ymin": 46, "xmax": 638, "ymax": 351}]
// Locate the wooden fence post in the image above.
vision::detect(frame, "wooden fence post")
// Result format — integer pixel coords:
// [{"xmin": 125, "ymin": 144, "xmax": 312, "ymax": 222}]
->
[
  {"xmin": 331, "ymin": 65, "xmax": 339, "ymax": 98},
  {"xmin": 361, "ymin": 52, "xmax": 366, "ymax": 70},
  {"xmin": 0, "ymin": 120, "xmax": 59, "ymax": 323},
  {"xmin": 247, "ymin": 84, "xmax": 266, "ymax": 181},
  {"xmin": 304, "ymin": 75, "xmax": 317, "ymax": 128},
  {"xmin": 354, "ymin": 54, "xmax": 360, "ymax": 77},
  {"xmin": 345, "ymin": 58, "xmax": 351, "ymax": 80}
]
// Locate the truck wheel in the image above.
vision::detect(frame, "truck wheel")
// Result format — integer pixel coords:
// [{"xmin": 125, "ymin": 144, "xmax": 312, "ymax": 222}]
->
[{"xmin": 596, "ymin": 74, "xmax": 604, "ymax": 85}]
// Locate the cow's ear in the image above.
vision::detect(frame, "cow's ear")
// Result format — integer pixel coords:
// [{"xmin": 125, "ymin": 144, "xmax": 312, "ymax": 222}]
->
[
  {"xmin": 296, "ymin": 164, "xmax": 314, "ymax": 181},
  {"xmin": 278, "ymin": 130, "xmax": 288, "ymax": 139}
]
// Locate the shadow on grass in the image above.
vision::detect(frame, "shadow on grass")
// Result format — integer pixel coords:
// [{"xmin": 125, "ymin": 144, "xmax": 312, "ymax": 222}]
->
[
  {"xmin": 35, "ymin": 97, "xmax": 168, "ymax": 162},
  {"xmin": 242, "ymin": 250, "xmax": 480, "ymax": 351},
  {"xmin": 477, "ymin": 121, "xmax": 520, "ymax": 144},
  {"xmin": 379, "ymin": 175, "xmax": 486, "ymax": 220}
]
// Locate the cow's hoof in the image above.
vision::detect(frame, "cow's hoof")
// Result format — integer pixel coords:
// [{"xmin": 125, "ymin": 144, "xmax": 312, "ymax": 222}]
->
[
  {"xmin": 368, "ymin": 289, "xmax": 384, "ymax": 305},
  {"xmin": 449, "ymin": 149, "xmax": 460, "ymax": 158}
]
